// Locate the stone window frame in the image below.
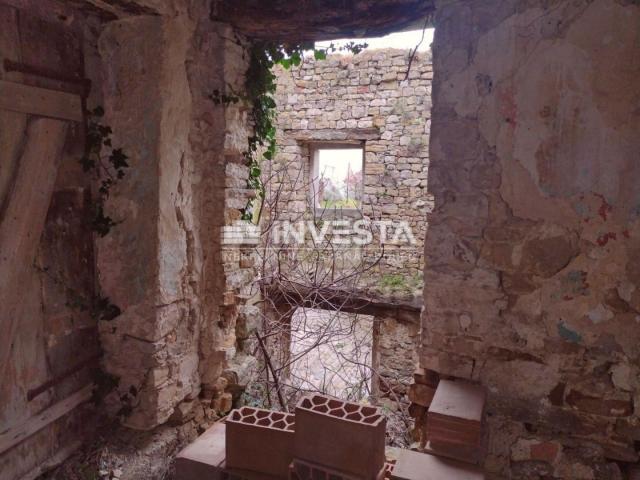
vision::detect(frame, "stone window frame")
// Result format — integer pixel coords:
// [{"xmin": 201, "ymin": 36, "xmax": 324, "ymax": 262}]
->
[{"xmin": 309, "ymin": 141, "xmax": 365, "ymax": 219}]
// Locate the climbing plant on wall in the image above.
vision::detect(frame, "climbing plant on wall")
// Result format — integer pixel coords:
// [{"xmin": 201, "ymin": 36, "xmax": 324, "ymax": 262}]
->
[
  {"xmin": 211, "ymin": 41, "xmax": 367, "ymax": 221},
  {"xmin": 80, "ymin": 106, "xmax": 130, "ymax": 236}
]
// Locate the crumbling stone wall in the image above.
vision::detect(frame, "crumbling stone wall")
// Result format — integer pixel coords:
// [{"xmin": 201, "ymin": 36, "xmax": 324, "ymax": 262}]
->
[
  {"xmin": 96, "ymin": 10, "xmax": 257, "ymax": 430},
  {"xmin": 271, "ymin": 49, "xmax": 432, "ymax": 279},
  {"xmin": 423, "ymin": 0, "xmax": 640, "ymax": 478},
  {"xmin": 374, "ymin": 312, "xmax": 420, "ymax": 402}
]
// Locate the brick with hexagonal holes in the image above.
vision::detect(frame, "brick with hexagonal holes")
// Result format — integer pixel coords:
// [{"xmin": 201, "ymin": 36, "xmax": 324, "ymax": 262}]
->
[
  {"xmin": 226, "ymin": 406, "xmax": 296, "ymax": 477},
  {"xmin": 294, "ymin": 394, "xmax": 386, "ymax": 479}
]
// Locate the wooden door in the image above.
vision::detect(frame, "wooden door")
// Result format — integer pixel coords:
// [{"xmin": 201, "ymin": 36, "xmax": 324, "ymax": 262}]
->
[{"xmin": 0, "ymin": 3, "xmax": 99, "ymax": 479}]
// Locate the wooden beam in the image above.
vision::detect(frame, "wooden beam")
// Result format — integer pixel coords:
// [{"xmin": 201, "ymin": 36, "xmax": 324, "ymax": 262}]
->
[
  {"xmin": 0, "ymin": 384, "xmax": 94, "ymax": 455},
  {"xmin": 265, "ymin": 282, "xmax": 422, "ymax": 318},
  {"xmin": 0, "ymin": 79, "xmax": 82, "ymax": 121}
]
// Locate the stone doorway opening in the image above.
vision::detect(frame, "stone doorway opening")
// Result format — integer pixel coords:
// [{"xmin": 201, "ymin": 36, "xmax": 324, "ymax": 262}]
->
[{"xmin": 288, "ymin": 307, "xmax": 375, "ymax": 401}]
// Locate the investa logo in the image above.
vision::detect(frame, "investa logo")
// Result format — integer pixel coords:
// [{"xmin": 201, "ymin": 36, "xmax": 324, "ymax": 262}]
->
[{"xmin": 222, "ymin": 220, "xmax": 416, "ymax": 246}]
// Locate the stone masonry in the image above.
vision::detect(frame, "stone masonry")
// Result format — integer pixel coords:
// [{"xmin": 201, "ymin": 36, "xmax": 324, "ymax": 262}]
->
[
  {"xmin": 96, "ymin": 12, "xmax": 257, "ymax": 430},
  {"xmin": 270, "ymin": 49, "xmax": 433, "ymax": 281},
  {"xmin": 262, "ymin": 49, "xmax": 430, "ymax": 409},
  {"xmin": 421, "ymin": 0, "xmax": 640, "ymax": 478}
]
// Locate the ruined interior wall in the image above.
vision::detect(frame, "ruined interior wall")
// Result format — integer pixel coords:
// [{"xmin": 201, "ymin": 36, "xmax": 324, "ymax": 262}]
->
[
  {"xmin": 272, "ymin": 49, "xmax": 432, "ymax": 282},
  {"xmin": 96, "ymin": 10, "xmax": 257, "ymax": 430},
  {"xmin": 424, "ymin": 0, "xmax": 640, "ymax": 477},
  {"xmin": 374, "ymin": 312, "xmax": 420, "ymax": 403}
]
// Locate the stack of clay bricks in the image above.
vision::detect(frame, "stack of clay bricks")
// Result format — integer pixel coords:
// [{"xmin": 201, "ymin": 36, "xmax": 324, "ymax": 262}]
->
[
  {"xmin": 222, "ymin": 395, "xmax": 389, "ymax": 480},
  {"xmin": 175, "ymin": 390, "xmax": 485, "ymax": 480},
  {"xmin": 424, "ymin": 379, "xmax": 486, "ymax": 465}
]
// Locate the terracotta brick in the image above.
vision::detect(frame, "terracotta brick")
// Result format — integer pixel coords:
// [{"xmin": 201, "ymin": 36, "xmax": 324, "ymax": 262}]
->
[
  {"xmin": 566, "ymin": 389, "xmax": 633, "ymax": 417},
  {"xmin": 408, "ymin": 384, "xmax": 436, "ymax": 407},
  {"xmin": 223, "ymin": 291, "xmax": 237, "ymax": 306},
  {"xmin": 390, "ymin": 449, "xmax": 484, "ymax": 480},
  {"xmin": 226, "ymin": 407, "xmax": 295, "ymax": 477},
  {"xmin": 294, "ymin": 394, "xmax": 386, "ymax": 479},
  {"xmin": 529, "ymin": 441, "xmax": 561, "ymax": 464},
  {"xmin": 413, "ymin": 368, "xmax": 439, "ymax": 387},
  {"xmin": 423, "ymin": 440, "xmax": 483, "ymax": 465},
  {"xmin": 427, "ymin": 380, "xmax": 485, "ymax": 448}
]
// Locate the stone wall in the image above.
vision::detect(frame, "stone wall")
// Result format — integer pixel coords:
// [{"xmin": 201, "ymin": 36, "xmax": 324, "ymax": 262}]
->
[
  {"xmin": 270, "ymin": 49, "xmax": 432, "ymax": 282},
  {"xmin": 96, "ymin": 10, "xmax": 257, "ymax": 430},
  {"xmin": 374, "ymin": 312, "xmax": 420, "ymax": 402},
  {"xmin": 423, "ymin": 0, "xmax": 640, "ymax": 478}
]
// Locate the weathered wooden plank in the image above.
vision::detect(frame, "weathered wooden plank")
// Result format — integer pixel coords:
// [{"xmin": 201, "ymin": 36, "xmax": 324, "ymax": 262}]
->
[
  {"xmin": 0, "ymin": 384, "xmax": 93, "ymax": 455},
  {"xmin": 18, "ymin": 440, "xmax": 82, "ymax": 480},
  {"xmin": 0, "ymin": 3, "xmax": 27, "ymax": 213},
  {"xmin": 0, "ymin": 80, "xmax": 82, "ymax": 121},
  {"xmin": 0, "ymin": 118, "xmax": 68, "ymax": 386}
]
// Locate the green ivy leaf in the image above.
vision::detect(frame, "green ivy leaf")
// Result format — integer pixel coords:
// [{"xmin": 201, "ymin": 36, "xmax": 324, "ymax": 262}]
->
[
  {"xmin": 109, "ymin": 148, "xmax": 129, "ymax": 170},
  {"xmin": 279, "ymin": 58, "xmax": 291, "ymax": 69},
  {"xmin": 314, "ymin": 49, "xmax": 327, "ymax": 60}
]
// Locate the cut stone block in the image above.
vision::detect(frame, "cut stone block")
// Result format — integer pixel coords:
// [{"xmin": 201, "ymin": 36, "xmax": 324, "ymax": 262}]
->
[
  {"xmin": 175, "ymin": 421, "xmax": 226, "ymax": 480},
  {"xmin": 226, "ymin": 406, "xmax": 296, "ymax": 477},
  {"xmin": 295, "ymin": 394, "xmax": 386, "ymax": 479},
  {"xmin": 390, "ymin": 449, "xmax": 484, "ymax": 480},
  {"xmin": 427, "ymin": 380, "xmax": 485, "ymax": 447}
]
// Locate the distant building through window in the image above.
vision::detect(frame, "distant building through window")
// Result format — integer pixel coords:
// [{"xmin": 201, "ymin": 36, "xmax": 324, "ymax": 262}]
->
[{"xmin": 312, "ymin": 145, "xmax": 364, "ymax": 210}]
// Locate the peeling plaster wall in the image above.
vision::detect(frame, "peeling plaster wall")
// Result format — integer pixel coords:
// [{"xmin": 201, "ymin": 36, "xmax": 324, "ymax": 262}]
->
[
  {"xmin": 96, "ymin": 12, "xmax": 256, "ymax": 430},
  {"xmin": 424, "ymin": 0, "xmax": 640, "ymax": 477}
]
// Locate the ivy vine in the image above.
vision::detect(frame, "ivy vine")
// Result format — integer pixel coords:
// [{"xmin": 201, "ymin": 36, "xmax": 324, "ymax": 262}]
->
[
  {"xmin": 35, "ymin": 264, "xmax": 122, "ymax": 321},
  {"xmin": 80, "ymin": 106, "xmax": 130, "ymax": 236},
  {"xmin": 211, "ymin": 41, "xmax": 367, "ymax": 222}
]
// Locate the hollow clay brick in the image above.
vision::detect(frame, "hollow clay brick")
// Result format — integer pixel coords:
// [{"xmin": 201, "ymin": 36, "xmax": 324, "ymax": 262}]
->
[
  {"xmin": 294, "ymin": 394, "xmax": 386, "ymax": 479},
  {"xmin": 390, "ymin": 449, "xmax": 484, "ymax": 480},
  {"xmin": 226, "ymin": 406, "xmax": 296, "ymax": 477},
  {"xmin": 289, "ymin": 458, "xmax": 362, "ymax": 480}
]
